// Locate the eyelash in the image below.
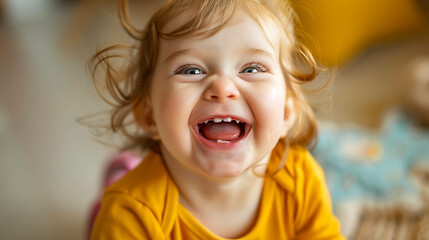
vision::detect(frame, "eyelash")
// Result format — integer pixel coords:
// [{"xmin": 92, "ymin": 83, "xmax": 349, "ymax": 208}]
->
[
  {"xmin": 174, "ymin": 62, "xmax": 270, "ymax": 75},
  {"xmin": 241, "ymin": 62, "xmax": 269, "ymax": 73},
  {"xmin": 174, "ymin": 64, "xmax": 205, "ymax": 74}
]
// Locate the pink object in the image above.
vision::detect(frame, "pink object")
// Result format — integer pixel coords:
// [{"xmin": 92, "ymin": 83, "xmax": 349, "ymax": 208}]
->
[{"xmin": 87, "ymin": 151, "xmax": 141, "ymax": 239}]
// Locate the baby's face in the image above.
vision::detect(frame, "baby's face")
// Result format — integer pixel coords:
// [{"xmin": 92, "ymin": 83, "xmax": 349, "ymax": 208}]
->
[{"xmin": 149, "ymin": 12, "xmax": 291, "ymax": 178}]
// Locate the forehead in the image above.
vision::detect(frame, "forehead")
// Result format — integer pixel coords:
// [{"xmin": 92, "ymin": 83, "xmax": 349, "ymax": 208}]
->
[{"xmin": 160, "ymin": 11, "xmax": 281, "ymax": 58}]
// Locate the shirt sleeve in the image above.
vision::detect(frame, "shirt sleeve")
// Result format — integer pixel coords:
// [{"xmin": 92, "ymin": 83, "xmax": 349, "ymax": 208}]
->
[
  {"xmin": 294, "ymin": 151, "xmax": 345, "ymax": 240},
  {"xmin": 90, "ymin": 191, "xmax": 164, "ymax": 240}
]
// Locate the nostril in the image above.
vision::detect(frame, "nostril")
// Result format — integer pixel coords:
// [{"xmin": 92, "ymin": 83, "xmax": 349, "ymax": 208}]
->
[
  {"xmin": 209, "ymin": 93, "xmax": 237, "ymax": 101},
  {"xmin": 204, "ymin": 79, "xmax": 240, "ymax": 101}
]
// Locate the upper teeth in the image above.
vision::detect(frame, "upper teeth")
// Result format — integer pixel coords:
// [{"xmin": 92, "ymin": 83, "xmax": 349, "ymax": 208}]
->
[{"xmin": 203, "ymin": 117, "xmax": 242, "ymax": 124}]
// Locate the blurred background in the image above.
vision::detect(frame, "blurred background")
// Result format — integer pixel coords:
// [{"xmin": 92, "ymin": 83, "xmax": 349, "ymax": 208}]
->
[{"xmin": 0, "ymin": 0, "xmax": 428, "ymax": 239}]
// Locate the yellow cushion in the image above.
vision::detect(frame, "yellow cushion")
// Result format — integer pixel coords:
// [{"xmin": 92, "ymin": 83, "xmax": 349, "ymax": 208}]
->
[{"xmin": 293, "ymin": 0, "xmax": 425, "ymax": 66}]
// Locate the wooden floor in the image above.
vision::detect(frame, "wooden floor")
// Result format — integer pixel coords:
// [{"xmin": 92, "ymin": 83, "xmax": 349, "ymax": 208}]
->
[{"xmin": 354, "ymin": 205, "xmax": 429, "ymax": 240}]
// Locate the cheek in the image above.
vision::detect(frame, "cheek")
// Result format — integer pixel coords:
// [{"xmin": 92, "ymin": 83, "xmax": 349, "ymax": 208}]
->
[
  {"xmin": 251, "ymin": 84, "xmax": 286, "ymax": 135},
  {"xmin": 152, "ymin": 86, "xmax": 196, "ymax": 139},
  {"xmin": 263, "ymin": 83, "xmax": 286, "ymax": 116}
]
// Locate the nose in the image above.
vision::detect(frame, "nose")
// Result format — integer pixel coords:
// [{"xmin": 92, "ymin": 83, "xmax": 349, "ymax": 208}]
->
[{"xmin": 203, "ymin": 77, "xmax": 240, "ymax": 102}]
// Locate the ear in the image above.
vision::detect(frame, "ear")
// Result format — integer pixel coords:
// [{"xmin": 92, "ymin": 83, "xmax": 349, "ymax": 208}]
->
[
  {"xmin": 133, "ymin": 99, "xmax": 160, "ymax": 140},
  {"xmin": 280, "ymin": 97, "xmax": 297, "ymax": 138}
]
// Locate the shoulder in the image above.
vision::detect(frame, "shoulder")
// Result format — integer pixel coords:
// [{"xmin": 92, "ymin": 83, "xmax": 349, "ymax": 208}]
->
[
  {"xmin": 92, "ymin": 190, "xmax": 165, "ymax": 239},
  {"xmin": 286, "ymin": 145, "xmax": 330, "ymax": 201},
  {"xmin": 105, "ymin": 150, "xmax": 176, "ymax": 202},
  {"xmin": 100, "ymin": 151, "xmax": 179, "ymax": 233},
  {"xmin": 271, "ymin": 143, "xmax": 344, "ymax": 239},
  {"xmin": 287, "ymin": 144, "xmax": 326, "ymax": 182},
  {"xmin": 270, "ymin": 142, "xmax": 326, "ymax": 193}
]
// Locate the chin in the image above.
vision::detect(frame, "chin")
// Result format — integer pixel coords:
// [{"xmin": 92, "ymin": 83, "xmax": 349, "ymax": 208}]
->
[{"xmin": 197, "ymin": 157, "xmax": 254, "ymax": 179}]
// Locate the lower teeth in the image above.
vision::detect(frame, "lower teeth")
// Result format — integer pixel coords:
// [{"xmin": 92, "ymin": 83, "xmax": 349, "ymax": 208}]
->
[{"xmin": 216, "ymin": 139, "xmax": 230, "ymax": 143}]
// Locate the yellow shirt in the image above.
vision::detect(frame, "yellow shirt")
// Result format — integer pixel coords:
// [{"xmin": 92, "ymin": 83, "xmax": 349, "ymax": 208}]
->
[{"xmin": 91, "ymin": 142, "xmax": 344, "ymax": 239}]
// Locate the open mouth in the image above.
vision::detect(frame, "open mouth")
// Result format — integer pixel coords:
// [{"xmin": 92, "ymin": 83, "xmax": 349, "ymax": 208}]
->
[{"xmin": 196, "ymin": 117, "xmax": 252, "ymax": 143}]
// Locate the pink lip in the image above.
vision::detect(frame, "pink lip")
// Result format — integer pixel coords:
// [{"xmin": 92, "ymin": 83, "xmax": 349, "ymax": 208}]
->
[{"xmin": 190, "ymin": 115, "xmax": 252, "ymax": 150}]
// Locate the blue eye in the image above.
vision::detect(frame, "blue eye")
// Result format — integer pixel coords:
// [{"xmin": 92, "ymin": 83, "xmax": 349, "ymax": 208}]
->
[
  {"xmin": 175, "ymin": 65, "xmax": 205, "ymax": 75},
  {"xmin": 241, "ymin": 67, "xmax": 259, "ymax": 73},
  {"xmin": 240, "ymin": 63, "xmax": 267, "ymax": 73},
  {"xmin": 184, "ymin": 68, "xmax": 203, "ymax": 74}
]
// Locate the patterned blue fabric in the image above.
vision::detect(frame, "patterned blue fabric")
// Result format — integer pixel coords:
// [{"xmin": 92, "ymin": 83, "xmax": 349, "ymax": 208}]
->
[{"xmin": 312, "ymin": 109, "xmax": 429, "ymax": 206}]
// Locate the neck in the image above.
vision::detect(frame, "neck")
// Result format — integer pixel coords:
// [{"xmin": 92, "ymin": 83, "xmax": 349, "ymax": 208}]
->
[
  {"xmin": 179, "ymin": 166, "xmax": 265, "ymax": 211},
  {"xmin": 161, "ymin": 146, "xmax": 269, "ymax": 238}
]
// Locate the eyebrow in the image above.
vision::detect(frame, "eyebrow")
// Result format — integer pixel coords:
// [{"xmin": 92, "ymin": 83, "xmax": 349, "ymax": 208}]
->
[
  {"xmin": 162, "ymin": 47, "xmax": 276, "ymax": 64},
  {"xmin": 162, "ymin": 49, "xmax": 195, "ymax": 64},
  {"xmin": 242, "ymin": 48, "xmax": 276, "ymax": 60}
]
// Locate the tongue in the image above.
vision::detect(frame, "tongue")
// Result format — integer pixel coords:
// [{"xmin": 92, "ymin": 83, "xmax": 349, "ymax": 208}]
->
[{"xmin": 201, "ymin": 122, "xmax": 241, "ymax": 141}]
